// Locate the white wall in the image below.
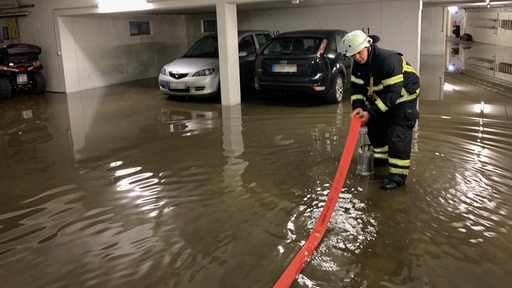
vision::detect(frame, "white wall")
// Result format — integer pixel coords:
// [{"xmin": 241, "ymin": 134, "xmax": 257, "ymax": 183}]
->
[
  {"xmin": 15, "ymin": 0, "xmax": 422, "ymax": 93},
  {"xmin": 420, "ymin": 7, "xmax": 447, "ymax": 101},
  {"xmin": 465, "ymin": 9, "xmax": 512, "ymax": 47},
  {"xmin": 15, "ymin": 1, "xmax": 85, "ymax": 91},
  {"xmin": 58, "ymin": 13, "xmax": 188, "ymax": 92},
  {"xmin": 16, "ymin": 0, "xmax": 192, "ymax": 93},
  {"xmin": 186, "ymin": 14, "xmax": 216, "ymax": 47},
  {"xmin": 421, "ymin": 6, "xmax": 446, "ymax": 55},
  {"xmin": 461, "ymin": 8, "xmax": 512, "ymax": 83},
  {"xmin": 16, "ymin": 0, "xmax": 84, "ymax": 93},
  {"xmin": 238, "ymin": 0, "xmax": 422, "ymax": 70}
]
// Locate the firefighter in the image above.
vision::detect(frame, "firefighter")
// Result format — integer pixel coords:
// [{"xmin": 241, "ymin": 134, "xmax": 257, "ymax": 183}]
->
[{"xmin": 342, "ymin": 30, "xmax": 420, "ymax": 190}]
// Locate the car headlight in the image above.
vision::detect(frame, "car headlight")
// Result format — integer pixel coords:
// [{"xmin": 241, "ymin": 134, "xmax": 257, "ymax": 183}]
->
[
  {"xmin": 192, "ymin": 68, "xmax": 215, "ymax": 77},
  {"xmin": 160, "ymin": 68, "xmax": 166, "ymax": 75}
]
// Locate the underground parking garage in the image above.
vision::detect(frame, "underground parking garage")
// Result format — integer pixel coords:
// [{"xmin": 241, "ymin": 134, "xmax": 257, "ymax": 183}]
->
[{"xmin": 1, "ymin": 0, "xmax": 512, "ymax": 287}]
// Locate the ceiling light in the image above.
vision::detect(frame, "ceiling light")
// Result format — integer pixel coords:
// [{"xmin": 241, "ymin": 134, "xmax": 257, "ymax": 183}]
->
[
  {"xmin": 291, "ymin": 0, "xmax": 300, "ymax": 4},
  {"xmin": 98, "ymin": 0, "xmax": 152, "ymax": 12},
  {"xmin": 447, "ymin": 6, "xmax": 458, "ymax": 13}
]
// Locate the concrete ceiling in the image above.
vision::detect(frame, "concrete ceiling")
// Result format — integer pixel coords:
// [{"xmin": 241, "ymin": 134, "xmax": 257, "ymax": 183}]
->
[
  {"xmin": 7, "ymin": 0, "xmax": 509, "ymax": 17},
  {"xmin": 155, "ymin": 0, "xmax": 512, "ymax": 15},
  {"xmin": 422, "ymin": 0, "xmax": 512, "ymax": 8},
  {"xmin": 0, "ymin": 0, "xmax": 510, "ymax": 13},
  {"xmin": 238, "ymin": 0, "xmax": 512, "ymax": 10}
]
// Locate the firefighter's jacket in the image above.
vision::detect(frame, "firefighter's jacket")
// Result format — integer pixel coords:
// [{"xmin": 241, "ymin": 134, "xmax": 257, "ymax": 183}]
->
[{"xmin": 350, "ymin": 44, "xmax": 420, "ymax": 123}]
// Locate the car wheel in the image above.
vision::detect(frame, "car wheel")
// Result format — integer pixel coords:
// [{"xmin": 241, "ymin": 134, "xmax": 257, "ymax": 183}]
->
[
  {"xmin": 29, "ymin": 72, "xmax": 46, "ymax": 94},
  {"xmin": 0, "ymin": 77, "xmax": 11, "ymax": 99},
  {"xmin": 325, "ymin": 74, "xmax": 343, "ymax": 103}
]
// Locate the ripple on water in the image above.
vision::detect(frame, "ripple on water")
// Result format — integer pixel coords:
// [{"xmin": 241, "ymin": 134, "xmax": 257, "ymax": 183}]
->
[
  {"xmin": 279, "ymin": 186, "xmax": 377, "ymax": 286},
  {"xmin": 408, "ymin": 115, "xmax": 512, "ymax": 286}
]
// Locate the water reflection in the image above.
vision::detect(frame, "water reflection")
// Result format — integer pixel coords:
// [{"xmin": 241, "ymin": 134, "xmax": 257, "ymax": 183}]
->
[
  {"xmin": 0, "ymin": 70, "xmax": 512, "ymax": 287},
  {"xmin": 419, "ymin": 53, "xmax": 445, "ymax": 101},
  {"xmin": 448, "ymin": 45, "xmax": 464, "ymax": 74},
  {"xmin": 447, "ymin": 39, "xmax": 512, "ymax": 85},
  {"xmin": 409, "ymin": 114, "xmax": 512, "ymax": 288},
  {"xmin": 423, "ymin": 39, "xmax": 512, "ymax": 102},
  {"xmin": 139, "ymin": 105, "xmax": 221, "ymax": 137},
  {"xmin": 221, "ymin": 105, "xmax": 248, "ymax": 194},
  {"xmin": 0, "ymin": 96, "xmax": 53, "ymax": 164}
]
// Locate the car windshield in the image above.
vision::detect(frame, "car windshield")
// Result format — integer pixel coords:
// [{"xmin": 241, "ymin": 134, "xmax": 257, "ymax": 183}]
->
[
  {"xmin": 184, "ymin": 36, "xmax": 219, "ymax": 58},
  {"xmin": 260, "ymin": 36, "xmax": 323, "ymax": 56}
]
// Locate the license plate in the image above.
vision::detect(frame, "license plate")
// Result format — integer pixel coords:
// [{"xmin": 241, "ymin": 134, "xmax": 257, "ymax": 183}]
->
[
  {"xmin": 272, "ymin": 64, "xmax": 297, "ymax": 73},
  {"xmin": 21, "ymin": 109, "xmax": 33, "ymax": 119},
  {"xmin": 17, "ymin": 74, "xmax": 28, "ymax": 84},
  {"xmin": 168, "ymin": 82, "xmax": 186, "ymax": 89}
]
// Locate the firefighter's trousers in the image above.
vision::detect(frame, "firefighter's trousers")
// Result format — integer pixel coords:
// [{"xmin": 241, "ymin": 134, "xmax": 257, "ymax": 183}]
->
[{"xmin": 366, "ymin": 100, "xmax": 419, "ymax": 177}]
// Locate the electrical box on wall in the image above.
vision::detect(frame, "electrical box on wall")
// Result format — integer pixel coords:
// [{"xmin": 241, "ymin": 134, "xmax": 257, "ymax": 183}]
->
[
  {"xmin": 7, "ymin": 18, "xmax": 19, "ymax": 39},
  {"xmin": 0, "ymin": 17, "xmax": 20, "ymax": 44}
]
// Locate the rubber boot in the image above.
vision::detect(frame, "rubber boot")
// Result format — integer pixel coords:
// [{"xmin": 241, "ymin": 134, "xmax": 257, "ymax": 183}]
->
[{"xmin": 380, "ymin": 174, "xmax": 406, "ymax": 190}]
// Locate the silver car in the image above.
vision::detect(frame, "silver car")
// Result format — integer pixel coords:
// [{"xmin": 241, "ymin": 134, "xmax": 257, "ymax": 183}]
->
[{"xmin": 158, "ymin": 30, "xmax": 272, "ymax": 97}]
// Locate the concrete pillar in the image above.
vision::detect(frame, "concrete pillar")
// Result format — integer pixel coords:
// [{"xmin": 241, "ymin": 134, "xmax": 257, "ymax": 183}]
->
[
  {"xmin": 216, "ymin": 1, "xmax": 241, "ymax": 106},
  {"xmin": 221, "ymin": 104, "xmax": 247, "ymax": 193}
]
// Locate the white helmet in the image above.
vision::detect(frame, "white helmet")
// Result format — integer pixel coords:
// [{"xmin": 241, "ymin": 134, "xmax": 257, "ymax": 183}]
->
[{"xmin": 342, "ymin": 30, "xmax": 373, "ymax": 56}]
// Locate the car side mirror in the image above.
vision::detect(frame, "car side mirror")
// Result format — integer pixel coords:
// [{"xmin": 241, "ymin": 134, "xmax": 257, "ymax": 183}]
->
[{"xmin": 326, "ymin": 51, "xmax": 336, "ymax": 58}]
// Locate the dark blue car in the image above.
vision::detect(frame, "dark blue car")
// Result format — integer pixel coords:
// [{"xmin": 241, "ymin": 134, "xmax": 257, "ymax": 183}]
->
[{"xmin": 254, "ymin": 29, "xmax": 353, "ymax": 103}]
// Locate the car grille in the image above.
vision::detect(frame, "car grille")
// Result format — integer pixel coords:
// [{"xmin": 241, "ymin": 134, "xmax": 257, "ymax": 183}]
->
[
  {"xmin": 169, "ymin": 72, "xmax": 188, "ymax": 80},
  {"xmin": 169, "ymin": 87, "xmax": 190, "ymax": 93}
]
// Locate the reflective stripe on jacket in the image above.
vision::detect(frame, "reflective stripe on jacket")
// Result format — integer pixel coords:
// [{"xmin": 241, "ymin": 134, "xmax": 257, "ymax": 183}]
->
[{"xmin": 350, "ymin": 44, "xmax": 420, "ymax": 118}]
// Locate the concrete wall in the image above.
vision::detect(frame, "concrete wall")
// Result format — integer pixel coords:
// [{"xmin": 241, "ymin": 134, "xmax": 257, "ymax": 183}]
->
[
  {"xmin": 465, "ymin": 8, "xmax": 512, "ymax": 47},
  {"xmin": 421, "ymin": 6, "xmax": 446, "ymax": 55},
  {"xmin": 238, "ymin": 0, "xmax": 422, "ymax": 71},
  {"xmin": 58, "ymin": 13, "xmax": 188, "ymax": 92},
  {"xmin": 419, "ymin": 7, "xmax": 512, "ymax": 85},
  {"xmin": 15, "ymin": 0, "xmax": 95, "ymax": 92},
  {"xmin": 462, "ymin": 8, "xmax": 512, "ymax": 83},
  {"xmin": 14, "ymin": 0, "xmax": 195, "ymax": 93},
  {"xmin": 13, "ymin": 0, "xmax": 422, "ymax": 93},
  {"xmin": 420, "ymin": 7, "xmax": 446, "ymax": 101}
]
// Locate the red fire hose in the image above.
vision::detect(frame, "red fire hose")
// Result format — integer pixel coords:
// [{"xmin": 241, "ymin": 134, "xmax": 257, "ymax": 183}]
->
[{"xmin": 274, "ymin": 116, "xmax": 361, "ymax": 287}]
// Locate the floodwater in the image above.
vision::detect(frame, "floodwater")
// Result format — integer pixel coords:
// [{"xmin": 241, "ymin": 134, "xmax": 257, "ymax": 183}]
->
[{"xmin": 1, "ymin": 55, "xmax": 512, "ymax": 288}]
